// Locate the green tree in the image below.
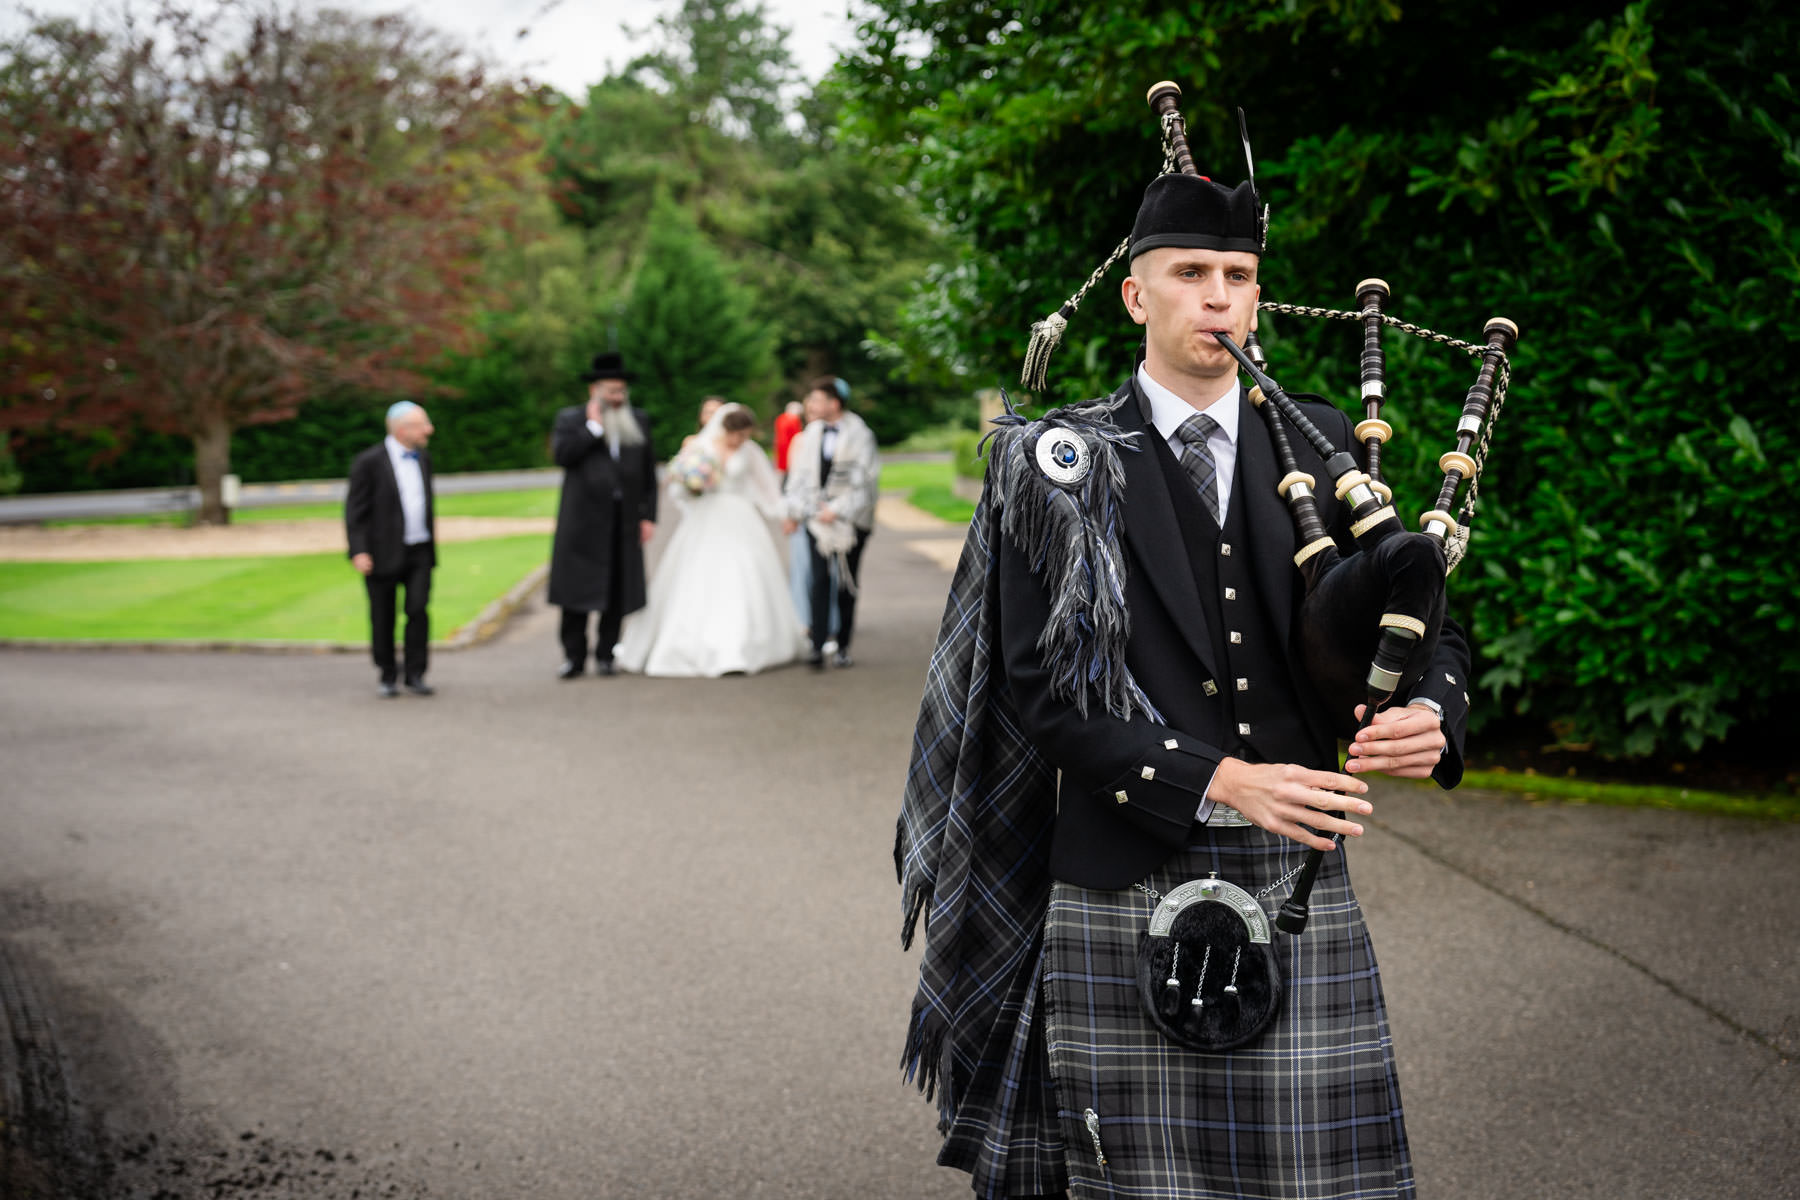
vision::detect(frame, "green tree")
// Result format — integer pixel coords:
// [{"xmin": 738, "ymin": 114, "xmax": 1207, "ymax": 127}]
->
[
  {"xmin": 839, "ymin": 0, "xmax": 1800, "ymax": 760},
  {"xmin": 545, "ymin": 0, "xmax": 956, "ymax": 435},
  {"xmin": 619, "ymin": 196, "xmax": 777, "ymax": 436}
]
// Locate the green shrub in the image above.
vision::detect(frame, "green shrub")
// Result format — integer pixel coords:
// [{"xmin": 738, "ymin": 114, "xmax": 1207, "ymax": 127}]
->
[{"xmin": 951, "ymin": 430, "xmax": 987, "ymax": 481}]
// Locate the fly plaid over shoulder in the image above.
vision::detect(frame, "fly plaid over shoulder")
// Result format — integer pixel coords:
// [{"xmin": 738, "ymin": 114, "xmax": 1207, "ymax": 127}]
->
[{"xmin": 894, "ymin": 394, "xmax": 1148, "ymax": 1181}]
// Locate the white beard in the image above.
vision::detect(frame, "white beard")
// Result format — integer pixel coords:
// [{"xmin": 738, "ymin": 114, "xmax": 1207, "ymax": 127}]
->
[{"xmin": 605, "ymin": 403, "xmax": 645, "ymax": 453}]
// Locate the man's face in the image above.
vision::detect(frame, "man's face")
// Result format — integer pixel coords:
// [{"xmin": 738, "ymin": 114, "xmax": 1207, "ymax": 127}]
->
[
  {"xmin": 392, "ymin": 408, "xmax": 433, "ymax": 450},
  {"xmin": 1121, "ymin": 247, "xmax": 1260, "ymax": 383},
  {"xmin": 805, "ymin": 389, "xmax": 839, "ymax": 424},
  {"xmin": 595, "ymin": 379, "xmax": 629, "ymax": 408}
]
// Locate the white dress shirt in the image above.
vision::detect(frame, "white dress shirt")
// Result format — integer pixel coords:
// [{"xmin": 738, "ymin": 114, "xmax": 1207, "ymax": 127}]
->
[
  {"xmin": 1137, "ymin": 365, "xmax": 1240, "ymax": 522},
  {"xmin": 383, "ymin": 435, "xmax": 431, "ymax": 545}
]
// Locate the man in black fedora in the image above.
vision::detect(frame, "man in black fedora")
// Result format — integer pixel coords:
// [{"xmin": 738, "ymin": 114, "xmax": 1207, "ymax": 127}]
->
[{"xmin": 548, "ymin": 352, "xmax": 658, "ymax": 677}]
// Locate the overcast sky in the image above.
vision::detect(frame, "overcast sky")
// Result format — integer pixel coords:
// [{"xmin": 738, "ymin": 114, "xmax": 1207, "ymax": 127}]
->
[{"xmin": 4, "ymin": 0, "xmax": 864, "ymax": 96}]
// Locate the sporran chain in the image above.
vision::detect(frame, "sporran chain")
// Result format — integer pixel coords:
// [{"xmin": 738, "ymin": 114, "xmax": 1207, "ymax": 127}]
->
[{"xmin": 1135, "ymin": 858, "xmax": 1307, "ymax": 908}]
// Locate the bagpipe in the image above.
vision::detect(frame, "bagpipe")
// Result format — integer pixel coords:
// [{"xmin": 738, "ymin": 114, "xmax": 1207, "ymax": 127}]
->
[{"xmin": 1029, "ymin": 82, "xmax": 1518, "ymax": 934}]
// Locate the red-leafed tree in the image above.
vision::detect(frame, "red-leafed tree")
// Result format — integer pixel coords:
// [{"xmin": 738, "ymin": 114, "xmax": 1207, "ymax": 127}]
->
[{"xmin": 0, "ymin": 2, "xmax": 544, "ymax": 522}]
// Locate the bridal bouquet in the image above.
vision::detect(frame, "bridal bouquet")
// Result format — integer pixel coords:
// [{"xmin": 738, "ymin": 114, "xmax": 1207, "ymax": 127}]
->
[{"xmin": 669, "ymin": 446, "xmax": 721, "ymax": 497}]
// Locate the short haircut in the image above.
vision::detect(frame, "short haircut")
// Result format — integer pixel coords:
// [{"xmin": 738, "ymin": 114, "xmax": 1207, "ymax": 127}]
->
[{"xmin": 808, "ymin": 375, "xmax": 850, "ymax": 407}]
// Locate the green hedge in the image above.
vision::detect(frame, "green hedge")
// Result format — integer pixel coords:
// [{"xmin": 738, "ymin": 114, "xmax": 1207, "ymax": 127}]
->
[{"xmin": 842, "ymin": 0, "xmax": 1800, "ymax": 758}]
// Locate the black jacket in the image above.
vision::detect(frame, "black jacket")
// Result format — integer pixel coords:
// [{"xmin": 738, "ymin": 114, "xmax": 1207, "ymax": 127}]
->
[
  {"xmin": 547, "ymin": 405, "xmax": 658, "ymax": 612},
  {"xmin": 344, "ymin": 442, "xmax": 435, "ymax": 576},
  {"xmin": 998, "ymin": 379, "xmax": 1471, "ymax": 889}
]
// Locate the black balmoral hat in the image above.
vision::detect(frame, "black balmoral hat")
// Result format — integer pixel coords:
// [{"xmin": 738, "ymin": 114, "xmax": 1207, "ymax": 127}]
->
[
  {"xmin": 1129, "ymin": 173, "xmax": 1264, "ymax": 261},
  {"xmin": 580, "ymin": 351, "xmax": 635, "ymax": 383}
]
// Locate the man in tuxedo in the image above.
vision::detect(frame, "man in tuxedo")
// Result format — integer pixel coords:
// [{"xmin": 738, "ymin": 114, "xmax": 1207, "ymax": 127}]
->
[
  {"xmin": 548, "ymin": 351, "xmax": 657, "ymax": 678},
  {"xmin": 345, "ymin": 401, "xmax": 437, "ymax": 698},
  {"xmin": 782, "ymin": 376, "xmax": 880, "ymax": 670},
  {"xmin": 897, "ymin": 165, "xmax": 1473, "ymax": 1198}
]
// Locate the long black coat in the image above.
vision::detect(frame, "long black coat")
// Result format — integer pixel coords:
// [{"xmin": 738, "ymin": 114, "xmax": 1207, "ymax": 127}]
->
[
  {"xmin": 345, "ymin": 442, "xmax": 435, "ymax": 576},
  {"xmin": 547, "ymin": 405, "xmax": 658, "ymax": 612},
  {"xmin": 999, "ymin": 378, "xmax": 1472, "ymax": 889}
]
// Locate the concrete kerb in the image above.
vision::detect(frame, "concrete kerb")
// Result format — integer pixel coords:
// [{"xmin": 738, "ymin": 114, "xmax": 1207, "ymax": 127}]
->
[{"xmin": 0, "ymin": 562, "xmax": 550, "ymax": 657}]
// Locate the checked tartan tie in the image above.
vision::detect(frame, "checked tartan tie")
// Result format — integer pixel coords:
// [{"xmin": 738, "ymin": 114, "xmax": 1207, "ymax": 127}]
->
[{"xmin": 1173, "ymin": 411, "xmax": 1223, "ymax": 525}]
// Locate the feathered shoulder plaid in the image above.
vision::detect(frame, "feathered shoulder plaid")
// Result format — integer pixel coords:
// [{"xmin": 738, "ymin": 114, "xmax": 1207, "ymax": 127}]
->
[{"xmin": 894, "ymin": 389, "xmax": 1155, "ymax": 1148}]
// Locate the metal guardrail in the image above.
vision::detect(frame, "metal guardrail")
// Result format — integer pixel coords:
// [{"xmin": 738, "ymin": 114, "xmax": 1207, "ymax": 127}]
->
[
  {"xmin": 0, "ymin": 467, "xmax": 563, "ymax": 524},
  {"xmin": 0, "ymin": 452, "xmax": 952, "ymax": 524}
]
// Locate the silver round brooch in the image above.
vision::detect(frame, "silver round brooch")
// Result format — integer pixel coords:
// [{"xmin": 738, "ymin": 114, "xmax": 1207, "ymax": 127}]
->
[{"xmin": 1034, "ymin": 430, "xmax": 1091, "ymax": 486}]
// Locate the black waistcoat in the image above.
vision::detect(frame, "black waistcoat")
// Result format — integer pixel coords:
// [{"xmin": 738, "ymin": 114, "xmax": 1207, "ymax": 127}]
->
[{"xmin": 1148, "ymin": 429, "xmax": 1316, "ymax": 769}]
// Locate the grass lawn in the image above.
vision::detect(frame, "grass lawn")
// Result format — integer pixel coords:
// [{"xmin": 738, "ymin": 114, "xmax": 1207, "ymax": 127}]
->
[
  {"xmin": 882, "ymin": 458, "xmax": 976, "ymax": 525},
  {"xmin": 0, "ymin": 535, "xmax": 547, "ymax": 643},
  {"xmin": 47, "ymin": 486, "xmax": 560, "ymax": 528},
  {"xmin": 1456, "ymin": 768, "xmax": 1796, "ymax": 821}
]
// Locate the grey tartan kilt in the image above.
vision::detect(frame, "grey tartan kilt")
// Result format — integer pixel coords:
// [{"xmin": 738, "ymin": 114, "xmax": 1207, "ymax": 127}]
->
[{"xmin": 1042, "ymin": 828, "xmax": 1415, "ymax": 1200}]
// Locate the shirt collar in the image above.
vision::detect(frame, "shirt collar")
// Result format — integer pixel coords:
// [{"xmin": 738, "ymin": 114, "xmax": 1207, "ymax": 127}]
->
[
  {"xmin": 1137, "ymin": 365, "xmax": 1240, "ymax": 446},
  {"xmin": 385, "ymin": 435, "xmax": 418, "ymax": 461}
]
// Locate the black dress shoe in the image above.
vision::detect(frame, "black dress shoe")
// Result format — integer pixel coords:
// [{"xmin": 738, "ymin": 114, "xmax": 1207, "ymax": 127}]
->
[
  {"xmin": 378, "ymin": 681, "xmax": 400, "ymax": 698},
  {"xmin": 806, "ymin": 649, "xmax": 825, "ymax": 671},
  {"xmin": 558, "ymin": 660, "xmax": 584, "ymax": 679},
  {"xmin": 403, "ymin": 678, "xmax": 435, "ymax": 696},
  {"xmin": 832, "ymin": 650, "xmax": 854, "ymax": 669},
  {"xmin": 595, "ymin": 659, "xmax": 617, "ymax": 677}
]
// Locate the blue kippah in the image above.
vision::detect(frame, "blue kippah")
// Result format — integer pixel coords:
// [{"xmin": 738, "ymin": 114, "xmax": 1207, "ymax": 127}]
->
[
  {"xmin": 386, "ymin": 401, "xmax": 421, "ymax": 423},
  {"xmin": 833, "ymin": 378, "xmax": 851, "ymax": 403}
]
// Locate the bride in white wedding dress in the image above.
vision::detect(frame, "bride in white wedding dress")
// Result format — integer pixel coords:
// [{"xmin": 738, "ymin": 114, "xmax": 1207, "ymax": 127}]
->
[{"xmin": 616, "ymin": 404, "xmax": 806, "ymax": 676}]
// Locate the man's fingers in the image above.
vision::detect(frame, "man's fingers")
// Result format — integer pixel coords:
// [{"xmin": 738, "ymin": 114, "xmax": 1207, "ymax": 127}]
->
[
  {"xmin": 1346, "ymin": 750, "xmax": 1439, "ymax": 775},
  {"xmin": 1277, "ymin": 818, "xmax": 1354, "ymax": 851},
  {"xmin": 1271, "ymin": 820, "xmax": 1339, "ymax": 853},
  {"xmin": 1292, "ymin": 769, "xmax": 1367, "ymax": 798},
  {"xmin": 1355, "ymin": 713, "xmax": 1434, "ymax": 741},
  {"xmin": 1349, "ymin": 732, "xmax": 1439, "ymax": 758}
]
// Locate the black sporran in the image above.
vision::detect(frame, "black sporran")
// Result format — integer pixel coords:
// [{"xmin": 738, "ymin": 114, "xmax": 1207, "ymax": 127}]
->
[{"xmin": 1135, "ymin": 875, "xmax": 1283, "ymax": 1053}]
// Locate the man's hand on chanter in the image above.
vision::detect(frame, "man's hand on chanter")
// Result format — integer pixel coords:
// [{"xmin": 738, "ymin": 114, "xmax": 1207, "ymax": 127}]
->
[
  {"xmin": 1344, "ymin": 703, "xmax": 1446, "ymax": 778},
  {"xmin": 1208, "ymin": 758, "xmax": 1371, "ymax": 853}
]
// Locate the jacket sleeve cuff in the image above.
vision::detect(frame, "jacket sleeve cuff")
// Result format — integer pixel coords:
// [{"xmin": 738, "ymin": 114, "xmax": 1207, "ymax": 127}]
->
[
  {"xmin": 1409, "ymin": 670, "xmax": 1469, "ymax": 789},
  {"xmin": 1091, "ymin": 733, "xmax": 1223, "ymax": 843}
]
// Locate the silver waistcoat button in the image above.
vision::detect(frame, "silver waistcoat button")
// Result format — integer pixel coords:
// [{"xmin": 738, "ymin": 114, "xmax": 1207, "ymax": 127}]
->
[
  {"xmin": 1224, "ymin": 587, "xmax": 1236, "ymax": 600},
  {"xmin": 1229, "ymin": 631, "xmax": 1242, "ymax": 644},
  {"xmin": 1237, "ymin": 722, "xmax": 1251, "ymax": 736}
]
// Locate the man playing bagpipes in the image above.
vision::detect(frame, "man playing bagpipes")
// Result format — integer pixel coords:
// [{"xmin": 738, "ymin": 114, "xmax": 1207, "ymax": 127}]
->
[{"xmin": 895, "ymin": 86, "xmax": 1482, "ymax": 1200}]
